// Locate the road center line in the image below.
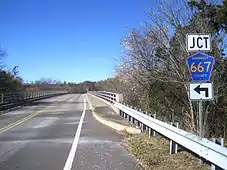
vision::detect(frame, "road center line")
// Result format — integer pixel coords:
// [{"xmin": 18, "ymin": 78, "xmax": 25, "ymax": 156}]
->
[
  {"xmin": 0, "ymin": 110, "xmax": 41, "ymax": 134},
  {"xmin": 0, "ymin": 95, "xmax": 73, "ymax": 134},
  {"xmin": 63, "ymin": 95, "xmax": 87, "ymax": 170}
]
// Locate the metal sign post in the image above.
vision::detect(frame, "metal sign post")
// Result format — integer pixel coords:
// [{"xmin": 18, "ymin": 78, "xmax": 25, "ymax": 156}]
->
[
  {"xmin": 199, "ymin": 101, "xmax": 203, "ymax": 137},
  {"xmin": 189, "ymin": 82, "xmax": 213, "ymax": 138},
  {"xmin": 186, "ymin": 33, "xmax": 214, "ymax": 139}
]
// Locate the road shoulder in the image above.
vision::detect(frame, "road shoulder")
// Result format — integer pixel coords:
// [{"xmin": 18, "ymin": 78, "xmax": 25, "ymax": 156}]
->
[
  {"xmin": 86, "ymin": 94, "xmax": 141, "ymax": 134},
  {"xmin": 86, "ymin": 94, "xmax": 209, "ymax": 170}
]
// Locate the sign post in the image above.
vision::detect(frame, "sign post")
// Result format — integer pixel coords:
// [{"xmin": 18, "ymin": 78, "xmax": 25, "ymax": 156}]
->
[
  {"xmin": 199, "ymin": 101, "xmax": 203, "ymax": 137},
  {"xmin": 186, "ymin": 33, "xmax": 214, "ymax": 139},
  {"xmin": 189, "ymin": 82, "xmax": 214, "ymax": 138}
]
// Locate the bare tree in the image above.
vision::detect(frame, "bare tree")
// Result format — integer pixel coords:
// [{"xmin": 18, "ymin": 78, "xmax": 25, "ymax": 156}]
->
[{"xmin": 116, "ymin": 0, "xmax": 226, "ymax": 134}]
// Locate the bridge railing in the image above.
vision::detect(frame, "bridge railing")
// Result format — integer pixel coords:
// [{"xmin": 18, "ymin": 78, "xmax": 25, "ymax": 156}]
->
[
  {"xmin": 0, "ymin": 91, "xmax": 68, "ymax": 111},
  {"xmin": 88, "ymin": 91, "xmax": 227, "ymax": 170},
  {"xmin": 88, "ymin": 91, "xmax": 122, "ymax": 103}
]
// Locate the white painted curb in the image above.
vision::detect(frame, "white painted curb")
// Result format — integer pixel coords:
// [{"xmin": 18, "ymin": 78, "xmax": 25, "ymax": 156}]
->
[
  {"xmin": 88, "ymin": 94, "xmax": 119, "ymax": 114},
  {"xmin": 86, "ymin": 94, "xmax": 141, "ymax": 134}
]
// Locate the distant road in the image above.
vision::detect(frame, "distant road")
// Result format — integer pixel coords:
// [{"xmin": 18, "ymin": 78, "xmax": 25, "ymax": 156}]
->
[{"xmin": 0, "ymin": 94, "xmax": 141, "ymax": 170}]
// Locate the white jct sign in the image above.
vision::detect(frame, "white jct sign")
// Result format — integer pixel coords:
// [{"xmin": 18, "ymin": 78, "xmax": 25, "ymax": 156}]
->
[
  {"xmin": 186, "ymin": 34, "xmax": 211, "ymax": 52},
  {"xmin": 189, "ymin": 82, "xmax": 213, "ymax": 101}
]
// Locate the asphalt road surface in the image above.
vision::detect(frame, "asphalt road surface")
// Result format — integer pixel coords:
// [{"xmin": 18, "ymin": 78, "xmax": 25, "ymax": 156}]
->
[{"xmin": 0, "ymin": 94, "xmax": 142, "ymax": 170}]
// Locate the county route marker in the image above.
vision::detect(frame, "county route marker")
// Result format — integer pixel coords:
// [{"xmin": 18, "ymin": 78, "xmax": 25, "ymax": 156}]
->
[
  {"xmin": 186, "ymin": 33, "xmax": 215, "ymax": 138},
  {"xmin": 186, "ymin": 53, "xmax": 215, "ymax": 82}
]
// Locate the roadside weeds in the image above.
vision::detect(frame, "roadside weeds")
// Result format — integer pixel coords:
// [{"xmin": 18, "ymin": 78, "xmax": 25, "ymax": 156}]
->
[{"xmin": 119, "ymin": 131, "xmax": 209, "ymax": 170}]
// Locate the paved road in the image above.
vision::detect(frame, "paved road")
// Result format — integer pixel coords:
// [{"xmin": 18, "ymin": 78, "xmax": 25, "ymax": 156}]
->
[{"xmin": 0, "ymin": 94, "xmax": 141, "ymax": 170}]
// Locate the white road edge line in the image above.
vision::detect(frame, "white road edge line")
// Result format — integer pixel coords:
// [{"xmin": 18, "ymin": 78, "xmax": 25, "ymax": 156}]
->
[
  {"xmin": 86, "ymin": 95, "xmax": 93, "ymax": 111},
  {"xmin": 63, "ymin": 94, "xmax": 87, "ymax": 170}
]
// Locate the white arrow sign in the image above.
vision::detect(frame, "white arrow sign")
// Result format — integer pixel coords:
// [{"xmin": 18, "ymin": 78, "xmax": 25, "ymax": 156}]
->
[
  {"xmin": 189, "ymin": 82, "xmax": 214, "ymax": 101},
  {"xmin": 186, "ymin": 34, "xmax": 211, "ymax": 52}
]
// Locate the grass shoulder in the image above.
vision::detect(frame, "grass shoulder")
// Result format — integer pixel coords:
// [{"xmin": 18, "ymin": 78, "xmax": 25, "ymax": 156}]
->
[{"xmin": 120, "ymin": 132, "xmax": 209, "ymax": 170}]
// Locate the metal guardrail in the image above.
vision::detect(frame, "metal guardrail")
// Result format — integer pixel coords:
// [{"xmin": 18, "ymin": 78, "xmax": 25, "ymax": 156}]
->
[
  {"xmin": 0, "ymin": 91, "xmax": 68, "ymax": 111},
  {"xmin": 89, "ymin": 91, "xmax": 227, "ymax": 170},
  {"xmin": 89, "ymin": 91, "xmax": 117, "ymax": 103}
]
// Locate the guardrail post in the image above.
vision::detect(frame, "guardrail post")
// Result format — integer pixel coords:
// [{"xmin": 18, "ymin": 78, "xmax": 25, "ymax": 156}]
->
[
  {"xmin": 134, "ymin": 107, "xmax": 139, "ymax": 127},
  {"xmin": 141, "ymin": 123, "xmax": 146, "ymax": 132},
  {"xmin": 149, "ymin": 128, "xmax": 152, "ymax": 137},
  {"xmin": 153, "ymin": 113, "xmax": 157, "ymax": 136},
  {"xmin": 145, "ymin": 111, "xmax": 150, "ymax": 131},
  {"xmin": 129, "ymin": 105, "xmax": 136, "ymax": 125},
  {"xmin": 1, "ymin": 94, "xmax": 4, "ymax": 103},
  {"xmin": 132, "ymin": 117, "xmax": 135, "ymax": 124},
  {"xmin": 141, "ymin": 111, "xmax": 147, "ymax": 132},
  {"xmin": 128, "ymin": 115, "xmax": 131, "ymax": 122},
  {"xmin": 140, "ymin": 110, "xmax": 147, "ymax": 132},
  {"xmin": 12, "ymin": 94, "xmax": 15, "ymax": 102},
  {"xmin": 169, "ymin": 122, "xmax": 178, "ymax": 154},
  {"xmin": 137, "ymin": 120, "xmax": 140, "ymax": 128},
  {"xmin": 211, "ymin": 138, "xmax": 224, "ymax": 170},
  {"xmin": 139, "ymin": 109, "xmax": 143, "ymax": 129},
  {"xmin": 133, "ymin": 107, "xmax": 138, "ymax": 128},
  {"xmin": 147, "ymin": 112, "xmax": 155, "ymax": 137},
  {"xmin": 23, "ymin": 91, "xmax": 26, "ymax": 99}
]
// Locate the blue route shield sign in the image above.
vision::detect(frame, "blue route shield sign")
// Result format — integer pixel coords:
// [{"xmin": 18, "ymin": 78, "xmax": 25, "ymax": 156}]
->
[{"xmin": 186, "ymin": 53, "xmax": 215, "ymax": 81}]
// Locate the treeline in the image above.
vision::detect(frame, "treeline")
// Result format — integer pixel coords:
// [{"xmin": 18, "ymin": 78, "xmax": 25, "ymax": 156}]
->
[
  {"xmin": 0, "ymin": 67, "xmax": 24, "ymax": 93},
  {"xmin": 94, "ymin": 0, "xmax": 227, "ymax": 139},
  {"xmin": 0, "ymin": 50, "xmax": 114, "ymax": 94},
  {"xmin": 66, "ymin": 78, "xmax": 119, "ymax": 93},
  {"xmin": 0, "ymin": 49, "xmax": 24, "ymax": 93}
]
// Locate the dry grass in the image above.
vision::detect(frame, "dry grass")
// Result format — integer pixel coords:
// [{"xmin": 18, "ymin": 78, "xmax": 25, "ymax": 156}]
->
[{"xmin": 120, "ymin": 132, "xmax": 209, "ymax": 170}]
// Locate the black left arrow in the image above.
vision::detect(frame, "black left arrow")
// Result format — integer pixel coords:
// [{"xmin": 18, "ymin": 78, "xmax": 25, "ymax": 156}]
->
[{"xmin": 194, "ymin": 85, "xmax": 209, "ymax": 97}]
